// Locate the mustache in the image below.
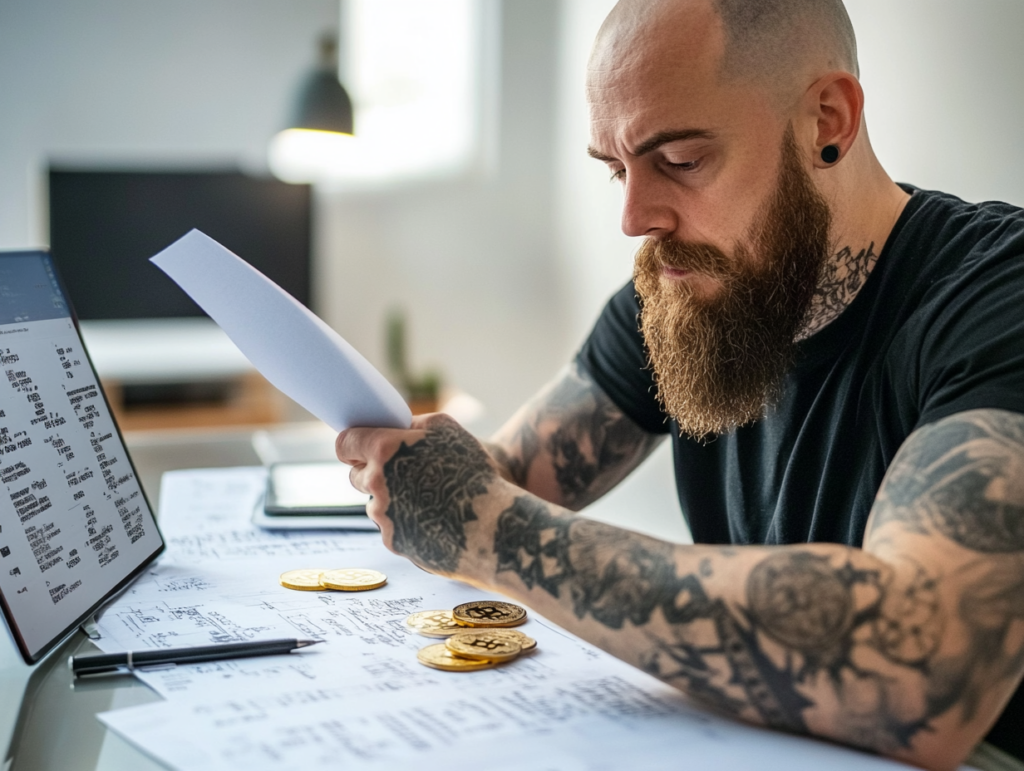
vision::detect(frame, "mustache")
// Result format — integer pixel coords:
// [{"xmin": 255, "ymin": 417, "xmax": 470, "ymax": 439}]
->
[{"xmin": 635, "ymin": 237, "xmax": 738, "ymax": 281}]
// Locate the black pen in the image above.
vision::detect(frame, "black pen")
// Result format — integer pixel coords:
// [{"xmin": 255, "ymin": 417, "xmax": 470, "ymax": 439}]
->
[{"xmin": 69, "ymin": 638, "xmax": 322, "ymax": 677}]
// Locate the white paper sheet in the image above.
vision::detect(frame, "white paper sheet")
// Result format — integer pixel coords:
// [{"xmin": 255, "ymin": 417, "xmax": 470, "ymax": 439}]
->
[
  {"xmin": 99, "ymin": 665, "xmax": 911, "ymax": 771},
  {"xmin": 94, "ymin": 468, "xmax": 602, "ymax": 699},
  {"xmin": 91, "ymin": 468, "xmax": 917, "ymax": 770},
  {"xmin": 150, "ymin": 230, "xmax": 411, "ymax": 432}
]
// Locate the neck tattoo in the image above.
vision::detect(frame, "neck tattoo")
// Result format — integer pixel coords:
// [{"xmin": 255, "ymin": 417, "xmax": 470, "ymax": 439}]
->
[{"xmin": 798, "ymin": 242, "xmax": 880, "ymax": 340}]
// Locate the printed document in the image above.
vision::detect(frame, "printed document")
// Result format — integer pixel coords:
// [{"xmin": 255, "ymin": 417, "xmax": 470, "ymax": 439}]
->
[{"xmin": 92, "ymin": 468, "xmax": 914, "ymax": 771}]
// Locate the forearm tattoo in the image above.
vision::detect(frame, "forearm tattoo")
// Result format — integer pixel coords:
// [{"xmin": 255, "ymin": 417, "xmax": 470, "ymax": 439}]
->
[
  {"xmin": 382, "ymin": 421, "xmax": 495, "ymax": 573},
  {"xmin": 490, "ymin": 363, "xmax": 661, "ymax": 509},
  {"xmin": 493, "ymin": 409, "xmax": 1024, "ymax": 753}
]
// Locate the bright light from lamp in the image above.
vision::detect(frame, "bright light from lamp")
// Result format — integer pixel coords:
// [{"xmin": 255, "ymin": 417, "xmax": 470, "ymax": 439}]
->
[
  {"xmin": 268, "ymin": 129, "xmax": 357, "ymax": 184},
  {"xmin": 269, "ymin": 0, "xmax": 481, "ymax": 186}
]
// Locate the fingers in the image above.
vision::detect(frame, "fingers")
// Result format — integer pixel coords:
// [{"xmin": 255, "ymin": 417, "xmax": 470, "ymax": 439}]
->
[
  {"xmin": 335, "ymin": 426, "xmax": 375, "ymax": 466},
  {"xmin": 336, "ymin": 414, "xmax": 459, "ymax": 465},
  {"xmin": 347, "ymin": 461, "xmax": 371, "ymax": 495},
  {"xmin": 410, "ymin": 411, "xmax": 457, "ymax": 430}
]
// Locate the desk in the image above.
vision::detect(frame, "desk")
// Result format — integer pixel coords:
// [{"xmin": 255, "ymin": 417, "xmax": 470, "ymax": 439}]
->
[
  {"xmin": 0, "ymin": 429, "xmax": 680, "ymax": 771},
  {"xmin": 0, "ymin": 427, "xmax": 264, "ymax": 771}
]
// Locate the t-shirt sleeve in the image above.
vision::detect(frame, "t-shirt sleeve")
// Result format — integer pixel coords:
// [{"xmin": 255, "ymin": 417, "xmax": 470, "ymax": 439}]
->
[
  {"xmin": 575, "ymin": 281, "xmax": 670, "ymax": 435},
  {"xmin": 914, "ymin": 220, "xmax": 1024, "ymax": 427}
]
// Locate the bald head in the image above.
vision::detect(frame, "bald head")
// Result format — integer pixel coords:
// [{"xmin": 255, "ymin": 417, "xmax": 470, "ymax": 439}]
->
[
  {"xmin": 595, "ymin": 0, "xmax": 858, "ymax": 100},
  {"xmin": 715, "ymin": 0, "xmax": 858, "ymax": 84}
]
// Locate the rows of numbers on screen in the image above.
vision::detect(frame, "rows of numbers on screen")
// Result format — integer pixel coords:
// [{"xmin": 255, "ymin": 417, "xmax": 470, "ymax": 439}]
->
[{"xmin": 0, "ymin": 322, "xmax": 147, "ymax": 605}]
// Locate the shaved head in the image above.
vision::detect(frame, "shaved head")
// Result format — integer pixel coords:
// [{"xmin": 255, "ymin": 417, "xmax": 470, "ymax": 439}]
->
[
  {"xmin": 714, "ymin": 0, "xmax": 858, "ymax": 85},
  {"xmin": 594, "ymin": 0, "xmax": 859, "ymax": 100}
]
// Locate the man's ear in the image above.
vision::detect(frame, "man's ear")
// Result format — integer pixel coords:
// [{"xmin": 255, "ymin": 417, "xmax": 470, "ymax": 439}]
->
[{"xmin": 806, "ymin": 71, "xmax": 864, "ymax": 168}]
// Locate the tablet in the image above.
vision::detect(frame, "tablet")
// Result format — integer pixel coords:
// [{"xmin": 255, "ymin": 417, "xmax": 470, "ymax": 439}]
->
[
  {"xmin": 0, "ymin": 251, "xmax": 164, "ymax": 663},
  {"xmin": 264, "ymin": 461, "xmax": 370, "ymax": 516},
  {"xmin": 252, "ymin": 461, "xmax": 377, "ymax": 531}
]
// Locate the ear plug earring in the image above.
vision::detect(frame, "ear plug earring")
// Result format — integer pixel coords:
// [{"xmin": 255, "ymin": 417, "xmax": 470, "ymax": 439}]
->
[{"xmin": 821, "ymin": 145, "xmax": 840, "ymax": 164}]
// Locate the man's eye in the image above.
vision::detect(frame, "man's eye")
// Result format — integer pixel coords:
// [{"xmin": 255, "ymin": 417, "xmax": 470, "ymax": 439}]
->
[
  {"xmin": 667, "ymin": 159, "xmax": 700, "ymax": 171},
  {"xmin": 609, "ymin": 168, "xmax": 626, "ymax": 183}
]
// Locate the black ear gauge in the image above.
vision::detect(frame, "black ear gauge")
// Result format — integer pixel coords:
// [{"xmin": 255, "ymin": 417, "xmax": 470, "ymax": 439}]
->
[{"xmin": 821, "ymin": 145, "xmax": 841, "ymax": 165}]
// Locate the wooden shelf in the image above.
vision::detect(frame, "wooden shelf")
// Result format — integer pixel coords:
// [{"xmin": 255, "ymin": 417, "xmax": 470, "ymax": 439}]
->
[{"xmin": 102, "ymin": 372, "xmax": 284, "ymax": 432}]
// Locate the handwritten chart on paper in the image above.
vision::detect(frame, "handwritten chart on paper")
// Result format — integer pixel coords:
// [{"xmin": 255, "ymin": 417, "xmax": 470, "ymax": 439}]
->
[
  {"xmin": 150, "ymin": 230, "xmax": 411, "ymax": 432},
  {"xmin": 93, "ymin": 468, "xmax": 914, "ymax": 771}
]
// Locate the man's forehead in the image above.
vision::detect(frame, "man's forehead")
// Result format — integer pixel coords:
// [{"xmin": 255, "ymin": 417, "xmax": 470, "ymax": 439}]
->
[
  {"xmin": 586, "ymin": 0, "xmax": 730, "ymax": 149},
  {"xmin": 588, "ymin": 0, "xmax": 725, "ymax": 81}
]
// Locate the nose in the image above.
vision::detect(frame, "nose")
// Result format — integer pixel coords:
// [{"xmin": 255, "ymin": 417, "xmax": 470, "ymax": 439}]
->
[{"xmin": 620, "ymin": 170, "xmax": 677, "ymax": 239}]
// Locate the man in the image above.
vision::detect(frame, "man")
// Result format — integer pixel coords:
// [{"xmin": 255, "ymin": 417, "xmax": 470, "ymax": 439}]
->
[{"xmin": 337, "ymin": 1, "xmax": 1024, "ymax": 769}]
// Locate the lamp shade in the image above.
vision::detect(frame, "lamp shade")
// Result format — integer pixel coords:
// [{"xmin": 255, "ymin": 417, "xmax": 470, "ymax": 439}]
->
[
  {"xmin": 290, "ymin": 68, "xmax": 353, "ymax": 135},
  {"xmin": 269, "ymin": 34, "xmax": 356, "ymax": 183}
]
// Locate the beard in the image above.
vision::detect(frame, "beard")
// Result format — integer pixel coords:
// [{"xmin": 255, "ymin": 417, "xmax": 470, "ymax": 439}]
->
[{"xmin": 634, "ymin": 126, "xmax": 832, "ymax": 441}]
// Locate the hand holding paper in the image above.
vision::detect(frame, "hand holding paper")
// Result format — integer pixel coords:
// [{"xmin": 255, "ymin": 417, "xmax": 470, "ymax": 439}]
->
[{"xmin": 150, "ymin": 229, "xmax": 412, "ymax": 432}]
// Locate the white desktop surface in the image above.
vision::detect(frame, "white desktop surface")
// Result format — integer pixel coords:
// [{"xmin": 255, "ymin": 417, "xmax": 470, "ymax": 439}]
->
[
  {"xmin": 0, "ymin": 428, "xmax": 679, "ymax": 771},
  {"xmin": 79, "ymin": 318, "xmax": 254, "ymax": 384}
]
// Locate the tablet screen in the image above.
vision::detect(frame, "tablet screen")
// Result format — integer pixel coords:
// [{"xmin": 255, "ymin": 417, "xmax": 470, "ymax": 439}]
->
[
  {"xmin": 0, "ymin": 251, "xmax": 164, "ymax": 662},
  {"xmin": 267, "ymin": 462, "xmax": 370, "ymax": 511}
]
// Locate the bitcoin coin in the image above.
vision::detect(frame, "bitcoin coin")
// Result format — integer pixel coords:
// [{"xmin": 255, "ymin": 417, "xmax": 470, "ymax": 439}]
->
[
  {"xmin": 405, "ymin": 610, "xmax": 464, "ymax": 638},
  {"xmin": 453, "ymin": 600, "xmax": 528, "ymax": 628},
  {"xmin": 416, "ymin": 643, "xmax": 497, "ymax": 672},
  {"xmin": 474, "ymin": 627, "xmax": 537, "ymax": 651},
  {"xmin": 445, "ymin": 631, "xmax": 523, "ymax": 662},
  {"xmin": 279, "ymin": 569, "xmax": 328, "ymax": 591},
  {"xmin": 320, "ymin": 568, "xmax": 387, "ymax": 591}
]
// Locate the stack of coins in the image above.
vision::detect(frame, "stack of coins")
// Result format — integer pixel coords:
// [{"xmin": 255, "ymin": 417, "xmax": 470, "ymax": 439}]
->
[
  {"xmin": 279, "ymin": 568, "xmax": 387, "ymax": 592},
  {"xmin": 408, "ymin": 600, "xmax": 536, "ymax": 671}
]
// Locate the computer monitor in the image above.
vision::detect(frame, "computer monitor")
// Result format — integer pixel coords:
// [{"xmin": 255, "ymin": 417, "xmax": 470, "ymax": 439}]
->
[{"xmin": 47, "ymin": 169, "xmax": 312, "ymax": 320}]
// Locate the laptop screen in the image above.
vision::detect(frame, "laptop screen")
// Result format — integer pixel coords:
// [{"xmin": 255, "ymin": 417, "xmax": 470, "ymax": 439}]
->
[{"xmin": 0, "ymin": 251, "xmax": 164, "ymax": 663}]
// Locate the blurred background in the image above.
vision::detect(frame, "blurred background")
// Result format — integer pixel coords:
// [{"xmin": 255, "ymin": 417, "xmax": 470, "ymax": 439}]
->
[{"xmin": 1, "ymin": 0, "xmax": 1023, "ymax": 535}]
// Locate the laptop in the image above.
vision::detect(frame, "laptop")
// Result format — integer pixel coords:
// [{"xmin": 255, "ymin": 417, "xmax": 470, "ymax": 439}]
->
[{"xmin": 0, "ymin": 250, "xmax": 164, "ymax": 664}]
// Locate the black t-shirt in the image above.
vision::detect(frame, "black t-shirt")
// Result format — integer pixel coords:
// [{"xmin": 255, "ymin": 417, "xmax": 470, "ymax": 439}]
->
[{"xmin": 576, "ymin": 186, "xmax": 1024, "ymax": 759}]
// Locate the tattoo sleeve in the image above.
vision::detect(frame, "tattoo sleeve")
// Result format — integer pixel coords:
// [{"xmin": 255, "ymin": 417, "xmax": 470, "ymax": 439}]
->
[
  {"xmin": 382, "ymin": 420, "xmax": 496, "ymax": 574},
  {"xmin": 486, "ymin": 363, "xmax": 663, "ymax": 510},
  {"xmin": 489, "ymin": 409, "xmax": 1024, "ymax": 767}
]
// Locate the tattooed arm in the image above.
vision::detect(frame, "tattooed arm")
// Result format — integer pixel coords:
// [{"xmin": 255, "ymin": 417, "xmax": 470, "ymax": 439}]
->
[
  {"xmin": 337, "ymin": 408, "xmax": 1024, "ymax": 771},
  {"xmin": 483, "ymin": 362, "xmax": 664, "ymax": 510}
]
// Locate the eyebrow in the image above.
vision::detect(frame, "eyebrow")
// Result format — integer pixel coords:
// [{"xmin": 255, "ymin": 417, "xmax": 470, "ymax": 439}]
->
[{"xmin": 587, "ymin": 129, "xmax": 717, "ymax": 163}]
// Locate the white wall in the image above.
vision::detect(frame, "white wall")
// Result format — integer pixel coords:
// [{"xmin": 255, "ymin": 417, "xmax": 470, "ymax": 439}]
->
[
  {"xmin": 555, "ymin": 0, "xmax": 636, "ymax": 348},
  {"xmin": 315, "ymin": 1, "xmax": 568, "ymax": 433},
  {"xmin": 0, "ymin": 0, "xmax": 339, "ymax": 245},
  {"xmin": 846, "ymin": 0, "xmax": 1024, "ymax": 207},
  {"xmin": 0, "ymin": 0, "xmax": 570, "ymax": 434}
]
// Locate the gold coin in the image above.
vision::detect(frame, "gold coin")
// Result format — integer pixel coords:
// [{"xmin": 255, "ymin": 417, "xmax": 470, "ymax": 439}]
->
[
  {"xmin": 320, "ymin": 568, "xmax": 387, "ymax": 591},
  {"xmin": 471, "ymin": 627, "xmax": 537, "ymax": 651},
  {"xmin": 405, "ymin": 610, "xmax": 464, "ymax": 638},
  {"xmin": 453, "ymin": 600, "xmax": 528, "ymax": 628},
  {"xmin": 445, "ymin": 631, "xmax": 523, "ymax": 662},
  {"xmin": 280, "ymin": 568, "xmax": 328, "ymax": 591},
  {"xmin": 416, "ymin": 643, "xmax": 497, "ymax": 672}
]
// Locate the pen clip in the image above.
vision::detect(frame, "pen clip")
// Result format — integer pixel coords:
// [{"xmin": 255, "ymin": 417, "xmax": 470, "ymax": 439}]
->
[{"xmin": 71, "ymin": 661, "xmax": 178, "ymax": 679}]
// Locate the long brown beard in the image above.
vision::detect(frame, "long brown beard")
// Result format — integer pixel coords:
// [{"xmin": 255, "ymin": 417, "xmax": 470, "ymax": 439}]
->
[{"xmin": 634, "ymin": 127, "xmax": 832, "ymax": 441}]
